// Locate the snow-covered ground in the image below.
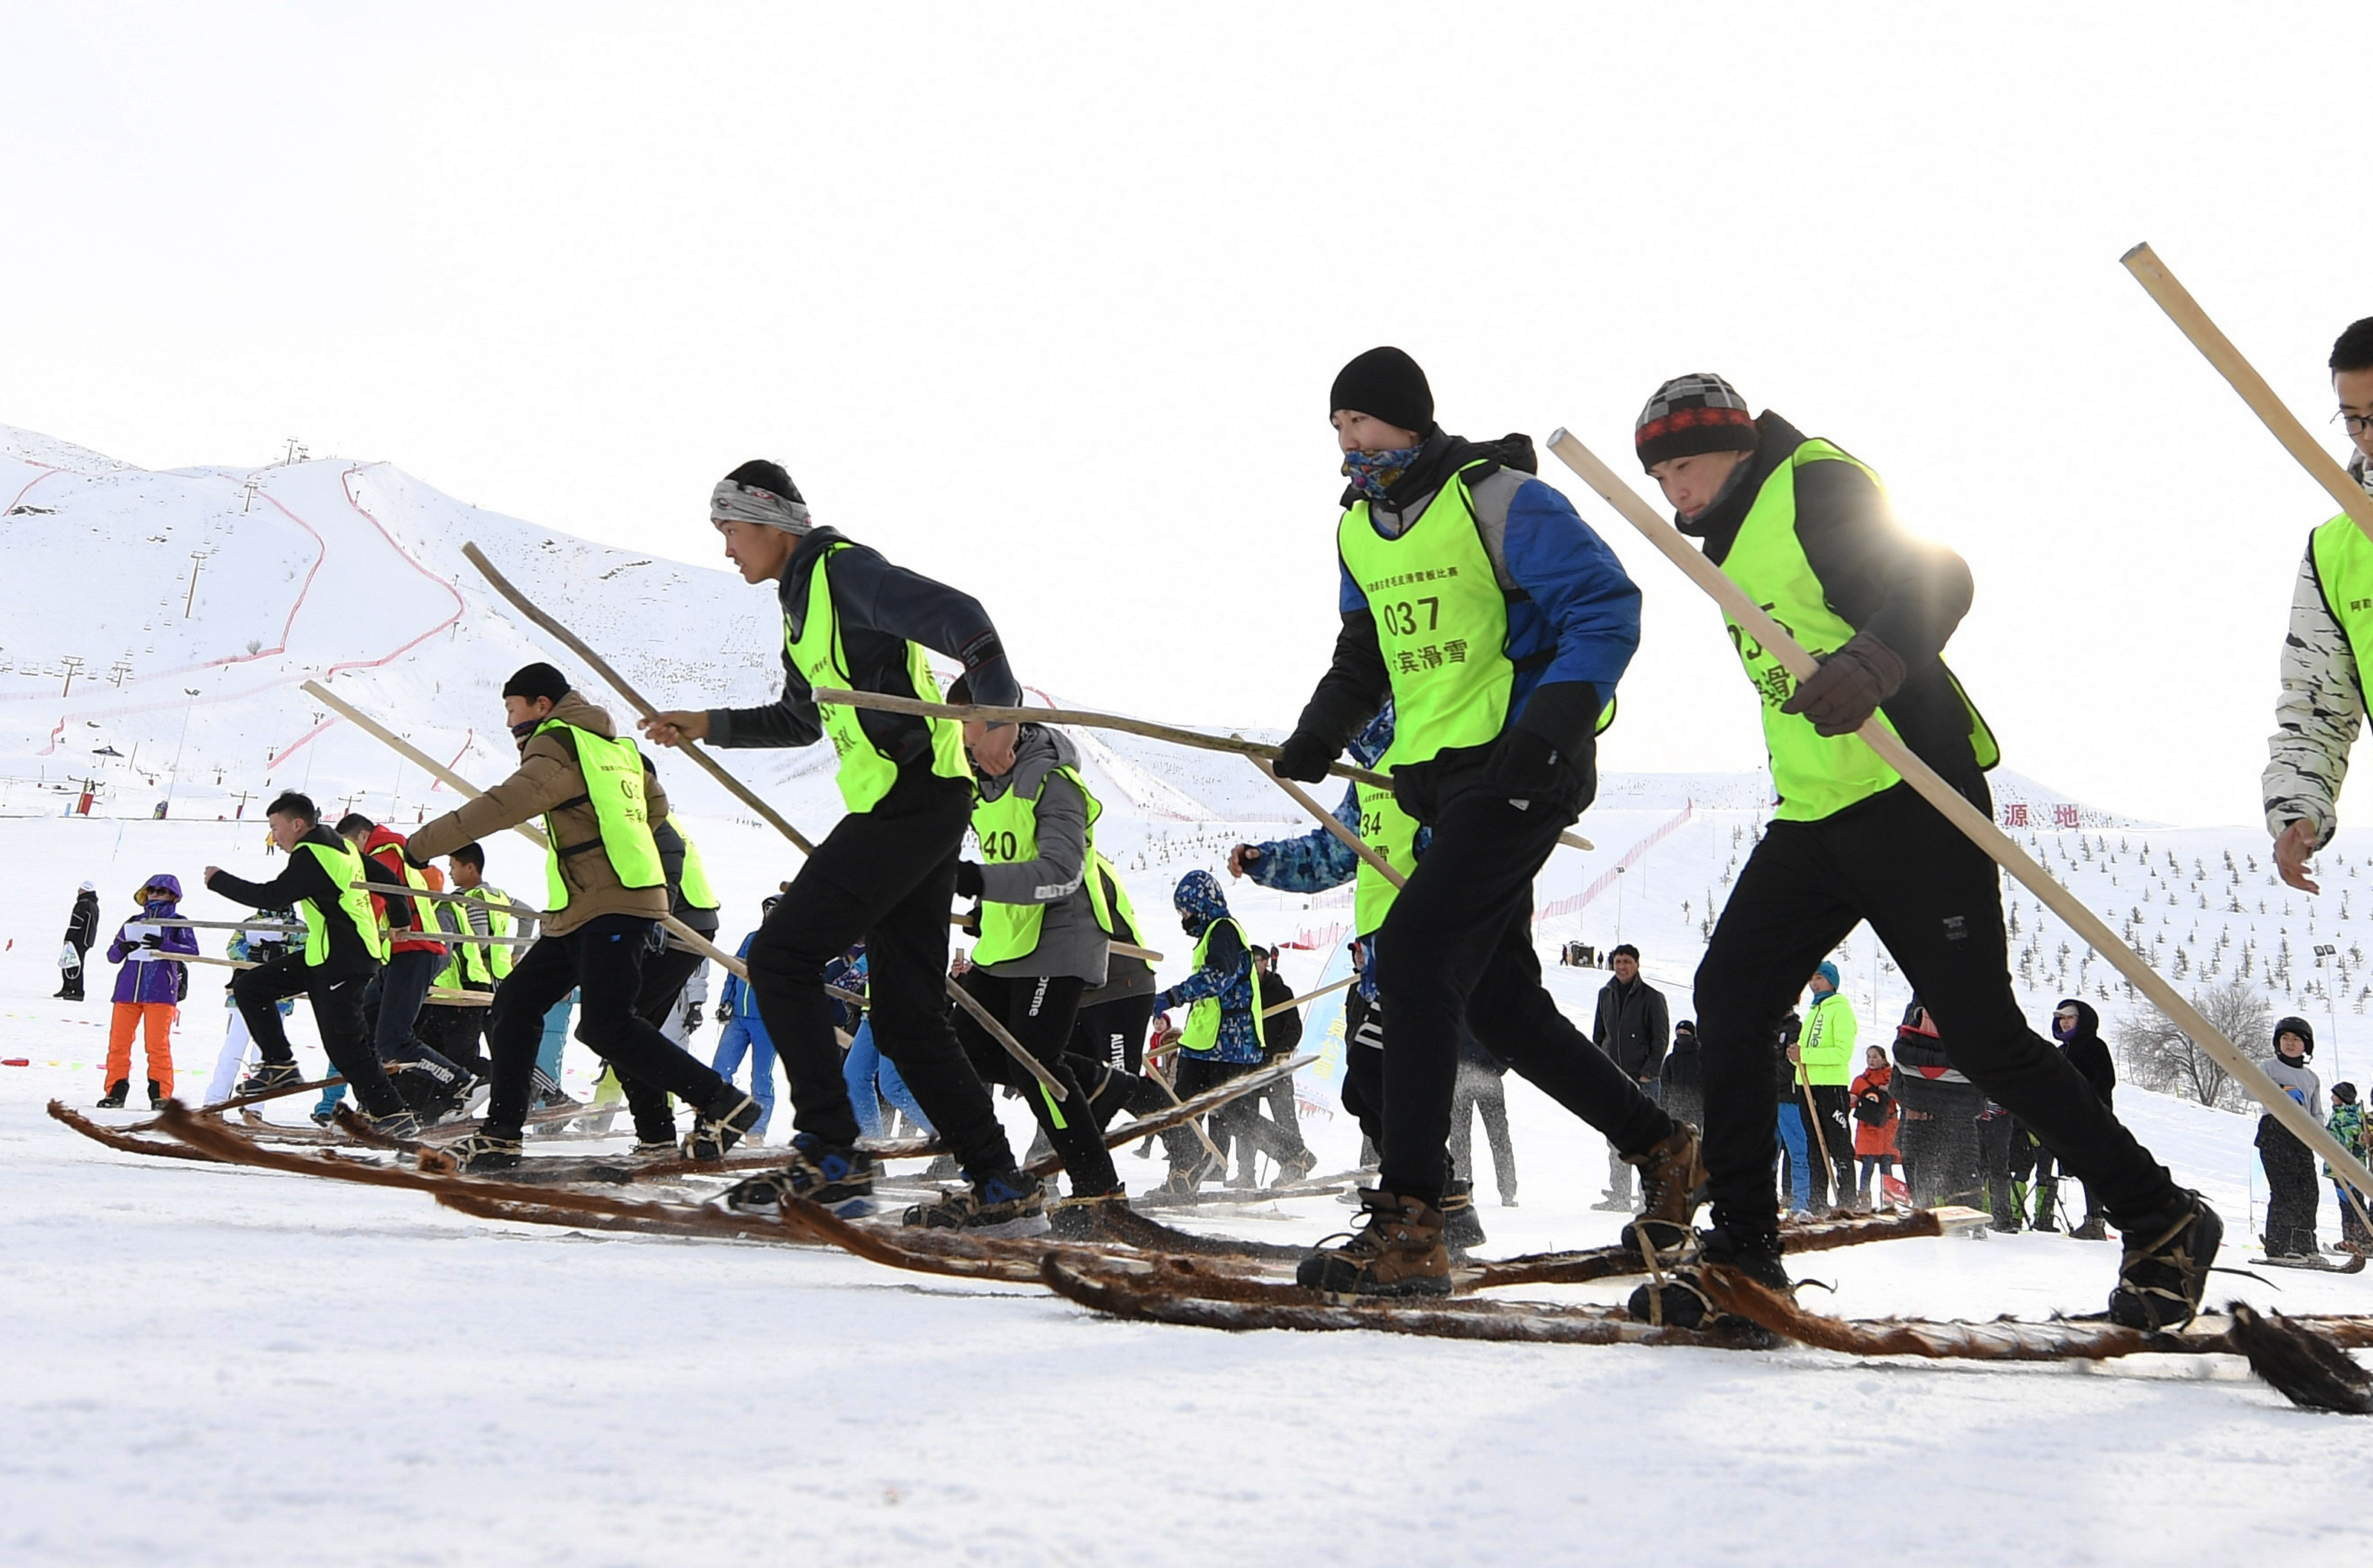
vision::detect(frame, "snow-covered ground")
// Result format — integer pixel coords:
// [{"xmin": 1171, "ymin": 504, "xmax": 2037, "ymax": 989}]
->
[{"xmin": 7, "ymin": 822, "xmax": 2373, "ymax": 1567}]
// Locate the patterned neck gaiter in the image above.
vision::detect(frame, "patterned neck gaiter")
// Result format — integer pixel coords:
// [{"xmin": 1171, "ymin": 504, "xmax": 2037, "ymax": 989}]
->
[{"xmin": 1341, "ymin": 443, "xmax": 1425, "ymax": 503}]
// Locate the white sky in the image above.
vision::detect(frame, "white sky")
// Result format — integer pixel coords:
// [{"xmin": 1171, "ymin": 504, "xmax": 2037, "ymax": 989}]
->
[{"xmin": 6, "ymin": 2, "xmax": 2370, "ymax": 827}]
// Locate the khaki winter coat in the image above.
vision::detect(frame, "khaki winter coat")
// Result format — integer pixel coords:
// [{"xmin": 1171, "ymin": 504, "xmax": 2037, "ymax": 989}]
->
[{"xmin": 408, "ymin": 692, "xmax": 671, "ymax": 937}]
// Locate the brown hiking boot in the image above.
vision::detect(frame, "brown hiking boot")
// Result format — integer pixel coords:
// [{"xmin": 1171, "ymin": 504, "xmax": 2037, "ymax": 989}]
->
[
  {"xmin": 1295, "ymin": 1188, "xmax": 1453, "ymax": 1297},
  {"xmin": 1618, "ymin": 1122, "xmax": 1707, "ymax": 1262}
]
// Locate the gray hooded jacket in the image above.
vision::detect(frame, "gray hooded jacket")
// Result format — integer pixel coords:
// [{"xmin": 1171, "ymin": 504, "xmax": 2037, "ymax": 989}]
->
[{"xmin": 974, "ymin": 724, "xmax": 1108, "ymax": 986}]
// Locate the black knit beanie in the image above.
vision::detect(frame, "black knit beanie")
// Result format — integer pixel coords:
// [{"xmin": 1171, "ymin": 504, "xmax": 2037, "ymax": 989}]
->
[
  {"xmin": 1635, "ymin": 373, "xmax": 1757, "ymax": 470},
  {"xmin": 502, "ymin": 662, "xmax": 571, "ymax": 706},
  {"xmin": 1329, "ymin": 347, "xmax": 1434, "ymax": 436}
]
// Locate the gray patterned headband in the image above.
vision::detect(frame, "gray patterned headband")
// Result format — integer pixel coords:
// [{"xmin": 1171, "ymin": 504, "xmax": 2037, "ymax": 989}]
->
[{"xmin": 711, "ymin": 479, "xmax": 813, "ymax": 534}]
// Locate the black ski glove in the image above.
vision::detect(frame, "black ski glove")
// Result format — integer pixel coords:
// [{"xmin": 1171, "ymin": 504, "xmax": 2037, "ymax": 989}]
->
[
  {"xmin": 1483, "ymin": 729, "xmax": 1564, "ymax": 803},
  {"xmin": 140, "ymin": 932, "xmax": 163, "ymax": 949},
  {"xmin": 1780, "ymin": 632, "xmax": 1907, "ymax": 737},
  {"xmin": 1272, "ymin": 730, "xmax": 1335, "ymax": 784},
  {"xmin": 953, "ymin": 861, "xmax": 985, "ymax": 900}
]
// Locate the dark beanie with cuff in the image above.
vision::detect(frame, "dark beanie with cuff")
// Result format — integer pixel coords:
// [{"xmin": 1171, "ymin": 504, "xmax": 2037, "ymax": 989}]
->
[
  {"xmin": 1329, "ymin": 347, "xmax": 1435, "ymax": 436},
  {"xmin": 1635, "ymin": 373, "xmax": 1757, "ymax": 470},
  {"xmin": 502, "ymin": 662, "xmax": 572, "ymax": 706}
]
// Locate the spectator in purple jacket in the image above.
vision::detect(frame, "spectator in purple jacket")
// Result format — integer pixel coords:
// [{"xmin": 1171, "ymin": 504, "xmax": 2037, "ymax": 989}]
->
[{"xmin": 98, "ymin": 874, "xmax": 199, "ymax": 1108}]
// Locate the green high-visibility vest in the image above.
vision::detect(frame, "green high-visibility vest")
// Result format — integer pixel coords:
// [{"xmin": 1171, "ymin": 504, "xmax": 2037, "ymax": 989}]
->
[
  {"xmin": 969, "ymin": 761, "xmax": 1109, "ymax": 966},
  {"xmin": 2311, "ymin": 513, "xmax": 2373, "ymax": 685},
  {"xmin": 1336, "ymin": 463, "xmax": 1615, "ymax": 776},
  {"xmin": 783, "ymin": 541, "xmax": 971, "ymax": 813},
  {"xmin": 1335, "ymin": 463, "xmax": 1517, "ymax": 768},
  {"xmin": 534, "ymin": 720, "xmax": 666, "ymax": 911},
  {"xmin": 1717, "ymin": 437, "xmax": 1999, "ymax": 822},
  {"xmin": 676, "ymin": 829, "xmax": 720, "ymax": 912},
  {"xmin": 430, "ymin": 896, "xmax": 469, "ymax": 988},
  {"xmin": 1179, "ymin": 915, "xmax": 1265, "ymax": 1055},
  {"xmin": 1799, "ymin": 990, "xmax": 1858, "ymax": 1087},
  {"xmin": 1352, "ymin": 779, "xmax": 1421, "ymax": 935},
  {"xmin": 1090, "ymin": 851, "xmax": 1141, "ymax": 945},
  {"xmin": 452, "ymin": 883, "xmax": 515, "ymax": 986},
  {"xmin": 298, "ymin": 838, "xmax": 385, "ymax": 966}
]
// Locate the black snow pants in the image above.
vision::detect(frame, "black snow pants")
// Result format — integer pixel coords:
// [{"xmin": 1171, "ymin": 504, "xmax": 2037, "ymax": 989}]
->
[
  {"xmin": 1375, "ymin": 789, "xmax": 1670, "ymax": 1206},
  {"xmin": 742, "ymin": 770, "xmax": 1016, "ymax": 1180},
  {"xmin": 1694, "ymin": 784, "xmax": 2178, "ymax": 1243}
]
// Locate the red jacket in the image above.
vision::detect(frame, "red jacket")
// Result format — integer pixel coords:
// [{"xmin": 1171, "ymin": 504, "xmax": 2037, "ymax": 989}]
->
[
  {"xmin": 360, "ymin": 824, "xmax": 446, "ymax": 957},
  {"xmin": 1851, "ymin": 1065, "xmax": 1898, "ymax": 1157}
]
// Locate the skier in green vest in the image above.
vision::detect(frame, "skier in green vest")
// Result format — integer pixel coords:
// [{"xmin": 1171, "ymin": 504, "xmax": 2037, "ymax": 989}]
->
[
  {"xmin": 2268, "ymin": 316, "xmax": 2373, "ymax": 895},
  {"xmin": 937, "ymin": 674, "xmax": 1137, "ymax": 1234},
  {"xmin": 1628, "ymin": 373, "xmax": 2216, "ymax": 1330},
  {"xmin": 1795, "ymin": 961, "xmax": 1858, "ymax": 1206},
  {"xmin": 642, "ymin": 461, "xmax": 1042, "ymax": 1232},
  {"xmin": 406, "ymin": 663, "xmax": 761, "ymax": 1170},
  {"xmin": 201, "ymin": 790, "xmax": 414, "ymax": 1131},
  {"xmin": 1275, "ymin": 348, "xmax": 1700, "ymax": 1297}
]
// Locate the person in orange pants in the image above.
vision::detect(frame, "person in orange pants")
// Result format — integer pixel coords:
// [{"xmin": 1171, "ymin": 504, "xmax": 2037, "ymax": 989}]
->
[{"xmin": 98, "ymin": 873, "xmax": 198, "ymax": 1109}]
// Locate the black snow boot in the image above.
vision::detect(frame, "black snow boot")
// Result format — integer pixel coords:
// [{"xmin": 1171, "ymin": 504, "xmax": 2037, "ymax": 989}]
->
[
  {"xmin": 238, "ymin": 1061, "xmax": 303, "ymax": 1096},
  {"xmin": 723, "ymin": 1134, "xmax": 876, "ymax": 1214},
  {"xmin": 683, "ymin": 1090, "xmax": 763, "ymax": 1162},
  {"xmin": 2106, "ymin": 1190, "xmax": 2223, "ymax": 1330},
  {"xmin": 96, "ymin": 1080, "xmax": 129, "ymax": 1109},
  {"xmin": 1441, "ymin": 1179, "xmax": 1487, "ymax": 1254},
  {"xmin": 443, "ymin": 1131, "xmax": 524, "ymax": 1173},
  {"xmin": 902, "ymin": 1168, "xmax": 1049, "ymax": 1236},
  {"xmin": 146, "ymin": 1079, "xmax": 166, "ymax": 1110},
  {"xmin": 1627, "ymin": 1223, "xmax": 1790, "ymax": 1332},
  {"xmin": 1047, "ymin": 1189, "xmax": 1133, "ymax": 1241}
]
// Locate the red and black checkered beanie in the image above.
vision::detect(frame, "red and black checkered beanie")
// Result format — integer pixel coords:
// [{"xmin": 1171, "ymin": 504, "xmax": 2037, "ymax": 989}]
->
[{"xmin": 1635, "ymin": 374, "xmax": 1757, "ymax": 469}]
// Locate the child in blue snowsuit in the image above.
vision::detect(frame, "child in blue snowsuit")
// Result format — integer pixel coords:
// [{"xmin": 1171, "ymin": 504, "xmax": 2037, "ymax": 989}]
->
[{"xmin": 714, "ymin": 906, "xmax": 781, "ymax": 1138}]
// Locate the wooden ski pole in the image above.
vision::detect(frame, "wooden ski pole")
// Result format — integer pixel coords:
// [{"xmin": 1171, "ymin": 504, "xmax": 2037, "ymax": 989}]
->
[
  {"xmin": 1250, "ymin": 756, "xmax": 1408, "ymax": 888},
  {"xmin": 1798, "ymin": 1067, "xmax": 1839, "ymax": 1211},
  {"xmin": 460, "ymin": 543, "xmax": 818, "ymax": 854},
  {"xmin": 439, "ymin": 562, "xmax": 1067, "ymax": 1102},
  {"xmin": 1266, "ymin": 972, "xmax": 1356, "ymax": 1018},
  {"xmin": 812, "ymin": 683, "xmax": 1596, "ymax": 854},
  {"xmin": 302, "ymin": 680, "xmax": 735, "ymax": 977},
  {"xmin": 2120, "ymin": 243, "xmax": 2373, "ymax": 538},
  {"xmin": 1544, "ymin": 426, "xmax": 2373, "ymax": 1208}
]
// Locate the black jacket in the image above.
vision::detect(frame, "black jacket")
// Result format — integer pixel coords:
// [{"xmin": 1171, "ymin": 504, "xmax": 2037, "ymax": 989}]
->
[
  {"xmin": 1592, "ymin": 975, "xmax": 1670, "ymax": 1080},
  {"xmin": 707, "ymin": 527, "xmax": 1020, "ymax": 775},
  {"xmin": 1661, "ymin": 1025, "xmax": 1702, "ymax": 1093},
  {"xmin": 2055, "ymin": 998, "xmax": 2115, "ymax": 1108},
  {"xmin": 204, "ymin": 827, "xmax": 382, "ymax": 974},
  {"xmin": 1257, "ymin": 970, "xmax": 1302, "ymax": 1055},
  {"xmin": 63, "ymin": 889, "xmax": 100, "ymax": 951},
  {"xmin": 1684, "ymin": 412, "xmax": 1990, "ymax": 813}
]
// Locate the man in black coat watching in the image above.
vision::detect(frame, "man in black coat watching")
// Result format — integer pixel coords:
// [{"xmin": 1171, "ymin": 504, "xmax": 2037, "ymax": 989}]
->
[{"xmin": 1592, "ymin": 945, "xmax": 1670, "ymax": 1211}]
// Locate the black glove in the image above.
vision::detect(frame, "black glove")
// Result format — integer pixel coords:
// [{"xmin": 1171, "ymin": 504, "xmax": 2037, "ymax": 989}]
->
[
  {"xmin": 140, "ymin": 933, "xmax": 163, "ymax": 949},
  {"xmin": 1780, "ymin": 632, "xmax": 1907, "ymax": 738},
  {"xmin": 953, "ymin": 861, "xmax": 985, "ymax": 900},
  {"xmin": 1482, "ymin": 729, "xmax": 1565, "ymax": 801},
  {"xmin": 959, "ymin": 902, "xmax": 982, "ymax": 938},
  {"xmin": 1272, "ymin": 730, "xmax": 1335, "ymax": 784}
]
